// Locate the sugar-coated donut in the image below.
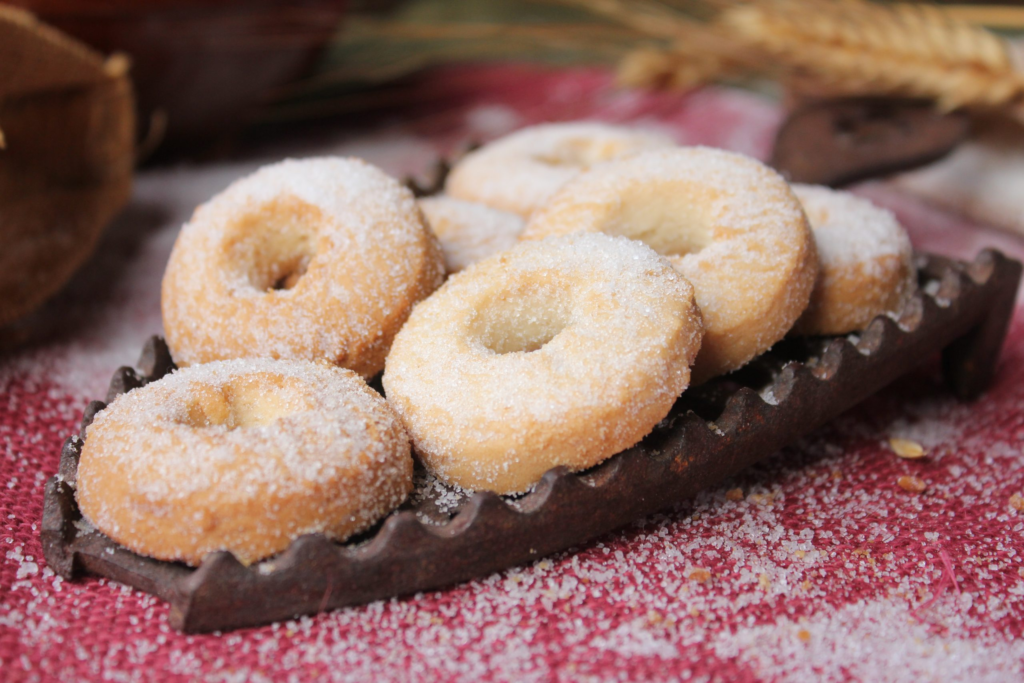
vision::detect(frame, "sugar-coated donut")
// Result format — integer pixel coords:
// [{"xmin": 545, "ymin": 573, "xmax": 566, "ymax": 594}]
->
[
  {"xmin": 522, "ymin": 146, "xmax": 818, "ymax": 384},
  {"xmin": 417, "ymin": 195, "xmax": 524, "ymax": 274},
  {"xmin": 76, "ymin": 358, "xmax": 413, "ymax": 566},
  {"xmin": 162, "ymin": 157, "xmax": 445, "ymax": 378},
  {"xmin": 444, "ymin": 122, "xmax": 673, "ymax": 218},
  {"xmin": 383, "ymin": 232, "xmax": 704, "ymax": 495},
  {"xmin": 791, "ymin": 184, "xmax": 916, "ymax": 335}
]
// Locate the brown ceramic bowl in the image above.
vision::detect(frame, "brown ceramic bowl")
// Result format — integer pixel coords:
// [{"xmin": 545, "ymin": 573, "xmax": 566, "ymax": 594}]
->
[{"xmin": 11, "ymin": 0, "xmax": 349, "ymax": 156}]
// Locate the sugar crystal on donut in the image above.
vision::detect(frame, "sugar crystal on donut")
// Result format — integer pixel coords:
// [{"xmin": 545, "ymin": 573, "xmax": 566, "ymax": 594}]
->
[
  {"xmin": 522, "ymin": 146, "xmax": 819, "ymax": 384},
  {"xmin": 417, "ymin": 195, "xmax": 524, "ymax": 274},
  {"xmin": 161, "ymin": 157, "xmax": 445, "ymax": 377},
  {"xmin": 445, "ymin": 122, "xmax": 674, "ymax": 218},
  {"xmin": 382, "ymin": 232, "xmax": 704, "ymax": 495},
  {"xmin": 791, "ymin": 184, "xmax": 916, "ymax": 335},
  {"xmin": 75, "ymin": 358, "xmax": 414, "ymax": 566}
]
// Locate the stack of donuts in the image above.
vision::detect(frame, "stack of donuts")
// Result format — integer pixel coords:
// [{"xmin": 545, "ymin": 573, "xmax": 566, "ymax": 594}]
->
[{"xmin": 76, "ymin": 123, "xmax": 916, "ymax": 567}]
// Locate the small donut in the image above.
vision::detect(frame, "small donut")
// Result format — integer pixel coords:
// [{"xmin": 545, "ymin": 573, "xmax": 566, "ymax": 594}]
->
[
  {"xmin": 76, "ymin": 358, "xmax": 413, "ymax": 566},
  {"xmin": 383, "ymin": 232, "xmax": 703, "ymax": 495},
  {"xmin": 417, "ymin": 195, "xmax": 524, "ymax": 274},
  {"xmin": 445, "ymin": 122, "xmax": 673, "ymax": 218},
  {"xmin": 161, "ymin": 157, "xmax": 445, "ymax": 377},
  {"xmin": 790, "ymin": 184, "xmax": 916, "ymax": 335},
  {"xmin": 522, "ymin": 147, "xmax": 818, "ymax": 384}
]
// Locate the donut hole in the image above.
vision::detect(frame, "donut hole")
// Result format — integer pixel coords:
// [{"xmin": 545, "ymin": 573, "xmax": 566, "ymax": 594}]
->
[
  {"xmin": 269, "ymin": 252, "xmax": 311, "ymax": 291},
  {"xmin": 470, "ymin": 287, "xmax": 571, "ymax": 354},
  {"xmin": 225, "ymin": 196, "xmax": 322, "ymax": 293},
  {"xmin": 533, "ymin": 138, "xmax": 632, "ymax": 168},
  {"xmin": 182, "ymin": 378, "xmax": 311, "ymax": 429},
  {"xmin": 599, "ymin": 185, "xmax": 713, "ymax": 258}
]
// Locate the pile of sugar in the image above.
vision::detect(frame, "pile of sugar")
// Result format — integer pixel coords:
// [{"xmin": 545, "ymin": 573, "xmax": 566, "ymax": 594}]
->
[
  {"xmin": 417, "ymin": 196, "xmax": 524, "ymax": 273},
  {"xmin": 409, "ymin": 468, "xmax": 473, "ymax": 523}
]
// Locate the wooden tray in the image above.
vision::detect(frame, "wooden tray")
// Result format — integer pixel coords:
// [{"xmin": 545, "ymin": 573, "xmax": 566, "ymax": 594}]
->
[{"xmin": 41, "ymin": 250, "xmax": 1021, "ymax": 633}]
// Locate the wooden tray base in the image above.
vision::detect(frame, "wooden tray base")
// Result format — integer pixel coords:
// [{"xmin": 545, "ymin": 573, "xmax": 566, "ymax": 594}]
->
[{"xmin": 41, "ymin": 250, "xmax": 1021, "ymax": 633}]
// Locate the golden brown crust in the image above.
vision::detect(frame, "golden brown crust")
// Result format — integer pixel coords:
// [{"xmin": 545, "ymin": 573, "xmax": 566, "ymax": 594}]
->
[
  {"xmin": 417, "ymin": 195, "xmax": 524, "ymax": 273},
  {"xmin": 76, "ymin": 359, "xmax": 413, "ymax": 566},
  {"xmin": 161, "ymin": 158, "xmax": 445, "ymax": 377},
  {"xmin": 523, "ymin": 146, "xmax": 817, "ymax": 384},
  {"xmin": 790, "ymin": 184, "xmax": 916, "ymax": 336},
  {"xmin": 383, "ymin": 233, "xmax": 703, "ymax": 494},
  {"xmin": 445, "ymin": 122, "xmax": 673, "ymax": 218}
]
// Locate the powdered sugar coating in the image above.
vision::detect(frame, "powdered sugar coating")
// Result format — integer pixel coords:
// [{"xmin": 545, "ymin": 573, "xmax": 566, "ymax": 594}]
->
[
  {"xmin": 445, "ymin": 122, "xmax": 673, "ymax": 217},
  {"xmin": 523, "ymin": 146, "xmax": 817, "ymax": 383},
  {"xmin": 792, "ymin": 184, "xmax": 917, "ymax": 335},
  {"xmin": 417, "ymin": 195, "xmax": 524, "ymax": 273},
  {"xmin": 383, "ymin": 232, "xmax": 703, "ymax": 494},
  {"xmin": 161, "ymin": 157, "xmax": 445, "ymax": 377},
  {"xmin": 76, "ymin": 358, "xmax": 413, "ymax": 566}
]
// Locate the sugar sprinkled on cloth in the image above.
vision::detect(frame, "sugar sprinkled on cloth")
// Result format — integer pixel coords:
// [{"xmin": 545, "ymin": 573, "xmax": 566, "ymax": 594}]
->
[{"xmin": 3, "ymin": 65, "xmax": 1024, "ymax": 681}]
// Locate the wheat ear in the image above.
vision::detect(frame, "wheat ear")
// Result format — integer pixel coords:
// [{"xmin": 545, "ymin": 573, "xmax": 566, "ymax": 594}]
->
[{"xmin": 720, "ymin": 0, "xmax": 1024, "ymax": 110}]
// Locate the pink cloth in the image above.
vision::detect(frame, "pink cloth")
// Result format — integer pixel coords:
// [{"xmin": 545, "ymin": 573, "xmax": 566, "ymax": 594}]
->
[{"xmin": 3, "ymin": 65, "xmax": 1024, "ymax": 682}]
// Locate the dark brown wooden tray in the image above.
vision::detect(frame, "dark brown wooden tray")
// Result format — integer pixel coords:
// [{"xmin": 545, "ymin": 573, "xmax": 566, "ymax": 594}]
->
[{"xmin": 41, "ymin": 250, "xmax": 1021, "ymax": 633}]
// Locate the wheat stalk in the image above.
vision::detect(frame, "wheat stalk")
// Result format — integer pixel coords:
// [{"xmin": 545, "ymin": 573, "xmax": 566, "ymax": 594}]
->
[
  {"xmin": 557, "ymin": 0, "xmax": 763, "ymax": 89},
  {"xmin": 720, "ymin": 0, "xmax": 1024, "ymax": 110},
  {"xmin": 568, "ymin": 0, "xmax": 1024, "ymax": 113}
]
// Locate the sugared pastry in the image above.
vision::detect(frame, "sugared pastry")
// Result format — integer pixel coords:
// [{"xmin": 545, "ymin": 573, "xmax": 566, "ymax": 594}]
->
[
  {"xmin": 523, "ymin": 146, "xmax": 818, "ymax": 384},
  {"xmin": 383, "ymin": 232, "xmax": 703, "ymax": 495},
  {"xmin": 444, "ymin": 122, "xmax": 673, "ymax": 218},
  {"xmin": 161, "ymin": 157, "xmax": 445, "ymax": 377},
  {"xmin": 76, "ymin": 359, "xmax": 414, "ymax": 566},
  {"xmin": 417, "ymin": 195, "xmax": 523, "ymax": 274},
  {"xmin": 791, "ymin": 184, "xmax": 916, "ymax": 335}
]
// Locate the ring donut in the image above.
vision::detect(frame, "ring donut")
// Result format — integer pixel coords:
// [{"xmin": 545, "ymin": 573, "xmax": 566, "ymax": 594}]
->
[
  {"xmin": 521, "ymin": 146, "xmax": 818, "ymax": 384},
  {"xmin": 382, "ymin": 232, "xmax": 704, "ymax": 495},
  {"xmin": 791, "ymin": 184, "xmax": 916, "ymax": 335},
  {"xmin": 161, "ymin": 157, "xmax": 445, "ymax": 377},
  {"xmin": 444, "ymin": 122, "xmax": 673, "ymax": 218},
  {"xmin": 417, "ymin": 195, "xmax": 524, "ymax": 274},
  {"xmin": 76, "ymin": 358, "xmax": 414, "ymax": 566}
]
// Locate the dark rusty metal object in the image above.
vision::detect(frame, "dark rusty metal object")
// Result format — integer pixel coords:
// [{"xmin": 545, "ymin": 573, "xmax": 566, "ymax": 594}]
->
[
  {"xmin": 41, "ymin": 251, "xmax": 1021, "ymax": 633},
  {"xmin": 404, "ymin": 141, "xmax": 477, "ymax": 197},
  {"xmin": 770, "ymin": 98, "xmax": 970, "ymax": 187}
]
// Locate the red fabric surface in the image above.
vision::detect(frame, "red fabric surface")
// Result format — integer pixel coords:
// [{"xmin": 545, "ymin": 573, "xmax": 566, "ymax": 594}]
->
[{"xmin": 4, "ymin": 65, "xmax": 1024, "ymax": 682}]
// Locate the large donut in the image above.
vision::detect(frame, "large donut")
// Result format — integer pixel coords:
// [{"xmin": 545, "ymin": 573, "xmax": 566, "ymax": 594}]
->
[
  {"xmin": 76, "ymin": 359, "xmax": 414, "ymax": 566},
  {"xmin": 791, "ymin": 184, "xmax": 916, "ymax": 335},
  {"xmin": 444, "ymin": 122, "xmax": 673, "ymax": 218},
  {"xmin": 383, "ymin": 232, "xmax": 704, "ymax": 495},
  {"xmin": 161, "ymin": 157, "xmax": 445, "ymax": 377},
  {"xmin": 417, "ymin": 195, "xmax": 524, "ymax": 274},
  {"xmin": 521, "ymin": 147, "xmax": 818, "ymax": 384}
]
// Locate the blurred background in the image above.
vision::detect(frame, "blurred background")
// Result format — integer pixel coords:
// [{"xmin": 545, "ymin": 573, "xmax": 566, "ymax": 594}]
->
[
  {"xmin": 5, "ymin": 0, "xmax": 1024, "ymax": 340},
  {"xmin": 9, "ymin": 0, "xmax": 1024, "ymax": 159}
]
